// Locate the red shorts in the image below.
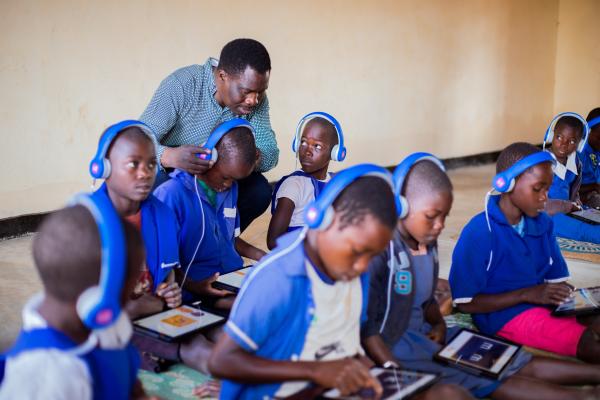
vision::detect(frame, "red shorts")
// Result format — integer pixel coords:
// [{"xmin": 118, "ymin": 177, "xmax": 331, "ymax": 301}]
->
[{"xmin": 497, "ymin": 307, "xmax": 586, "ymax": 357}]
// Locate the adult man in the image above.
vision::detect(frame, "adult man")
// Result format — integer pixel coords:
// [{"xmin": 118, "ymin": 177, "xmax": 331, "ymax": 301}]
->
[{"xmin": 141, "ymin": 38, "xmax": 279, "ymax": 231}]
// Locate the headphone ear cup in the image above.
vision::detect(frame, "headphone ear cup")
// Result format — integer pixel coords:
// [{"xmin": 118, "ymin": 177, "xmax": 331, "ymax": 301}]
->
[
  {"xmin": 292, "ymin": 134, "xmax": 299, "ymax": 153},
  {"xmin": 318, "ymin": 206, "xmax": 335, "ymax": 230},
  {"xmin": 102, "ymin": 159, "xmax": 112, "ymax": 179},
  {"xmin": 209, "ymin": 148, "xmax": 218, "ymax": 164},
  {"xmin": 506, "ymin": 178, "xmax": 515, "ymax": 193},
  {"xmin": 77, "ymin": 285, "xmax": 101, "ymax": 324},
  {"xmin": 330, "ymin": 144, "xmax": 340, "ymax": 161},
  {"xmin": 397, "ymin": 196, "xmax": 409, "ymax": 219}
]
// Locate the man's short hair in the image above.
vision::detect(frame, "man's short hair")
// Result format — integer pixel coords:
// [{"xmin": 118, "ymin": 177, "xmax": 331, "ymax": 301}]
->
[{"xmin": 218, "ymin": 38, "xmax": 271, "ymax": 76}]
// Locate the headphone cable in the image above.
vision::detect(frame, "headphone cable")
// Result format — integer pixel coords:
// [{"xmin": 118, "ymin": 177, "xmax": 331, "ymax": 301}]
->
[{"xmin": 180, "ymin": 177, "xmax": 206, "ymax": 288}]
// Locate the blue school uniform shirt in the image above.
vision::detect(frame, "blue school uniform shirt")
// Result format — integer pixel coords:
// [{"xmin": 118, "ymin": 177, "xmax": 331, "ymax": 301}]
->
[
  {"xmin": 220, "ymin": 229, "xmax": 370, "ymax": 400},
  {"xmin": 154, "ymin": 169, "xmax": 242, "ymax": 282},
  {"xmin": 581, "ymin": 144, "xmax": 600, "ymax": 185},
  {"xmin": 94, "ymin": 184, "xmax": 179, "ymax": 292},
  {"xmin": 449, "ymin": 195, "xmax": 569, "ymax": 335},
  {"xmin": 548, "ymin": 153, "xmax": 581, "ymax": 202}
]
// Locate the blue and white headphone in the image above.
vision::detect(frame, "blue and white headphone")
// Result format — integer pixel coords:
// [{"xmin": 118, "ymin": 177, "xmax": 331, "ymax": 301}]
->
[
  {"xmin": 292, "ymin": 112, "xmax": 347, "ymax": 162},
  {"xmin": 393, "ymin": 152, "xmax": 446, "ymax": 219},
  {"xmin": 89, "ymin": 120, "xmax": 155, "ymax": 181},
  {"xmin": 70, "ymin": 192, "xmax": 127, "ymax": 329},
  {"xmin": 542, "ymin": 112, "xmax": 590, "ymax": 153},
  {"xmin": 588, "ymin": 116, "xmax": 600, "ymax": 130},
  {"xmin": 492, "ymin": 151, "xmax": 556, "ymax": 193},
  {"xmin": 304, "ymin": 163, "xmax": 393, "ymax": 230},
  {"xmin": 199, "ymin": 118, "xmax": 255, "ymax": 163}
]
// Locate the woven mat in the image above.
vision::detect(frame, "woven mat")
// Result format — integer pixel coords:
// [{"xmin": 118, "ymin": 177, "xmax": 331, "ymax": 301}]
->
[
  {"xmin": 139, "ymin": 364, "xmax": 216, "ymax": 400},
  {"xmin": 556, "ymin": 237, "xmax": 600, "ymax": 264}
]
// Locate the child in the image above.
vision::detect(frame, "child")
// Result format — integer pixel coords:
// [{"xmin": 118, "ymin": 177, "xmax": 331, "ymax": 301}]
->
[
  {"xmin": 267, "ymin": 112, "xmax": 344, "ymax": 249},
  {"xmin": 580, "ymin": 107, "xmax": 600, "ymax": 209},
  {"xmin": 450, "ymin": 142, "xmax": 600, "ymax": 364},
  {"xmin": 154, "ymin": 120, "xmax": 266, "ymax": 304},
  {"xmin": 365, "ymin": 153, "xmax": 600, "ymax": 400},
  {"xmin": 0, "ymin": 199, "xmax": 147, "ymax": 399},
  {"xmin": 542, "ymin": 113, "xmax": 599, "ymax": 243},
  {"xmin": 209, "ymin": 164, "xmax": 397, "ymax": 399},
  {"xmin": 92, "ymin": 120, "xmax": 216, "ymax": 377}
]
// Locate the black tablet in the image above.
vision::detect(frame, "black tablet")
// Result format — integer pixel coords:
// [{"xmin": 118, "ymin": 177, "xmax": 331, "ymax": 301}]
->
[
  {"xmin": 320, "ymin": 368, "xmax": 439, "ymax": 400},
  {"xmin": 567, "ymin": 209, "xmax": 600, "ymax": 225},
  {"xmin": 553, "ymin": 286, "xmax": 600, "ymax": 317},
  {"xmin": 212, "ymin": 266, "xmax": 252, "ymax": 293},
  {"xmin": 133, "ymin": 304, "xmax": 224, "ymax": 342},
  {"xmin": 434, "ymin": 329, "xmax": 521, "ymax": 379}
]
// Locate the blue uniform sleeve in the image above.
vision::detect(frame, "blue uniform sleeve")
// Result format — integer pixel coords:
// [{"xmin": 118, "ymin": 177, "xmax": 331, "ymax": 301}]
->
[
  {"xmin": 449, "ymin": 217, "xmax": 492, "ymax": 305},
  {"xmin": 544, "ymin": 222, "xmax": 570, "ymax": 283},
  {"xmin": 224, "ymin": 266, "xmax": 291, "ymax": 352}
]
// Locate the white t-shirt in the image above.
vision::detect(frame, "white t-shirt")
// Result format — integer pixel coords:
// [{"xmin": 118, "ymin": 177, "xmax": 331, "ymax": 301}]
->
[
  {"xmin": 275, "ymin": 261, "xmax": 364, "ymax": 397},
  {"xmin": 275, "ymin": 172, "xmax": 331, "ymax": 228}
]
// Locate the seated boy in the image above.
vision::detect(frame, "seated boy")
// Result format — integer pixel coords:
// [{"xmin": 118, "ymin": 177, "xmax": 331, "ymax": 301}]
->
[
  {"xmin": 154, "ymin": 123, "xmax": 266, "ymax": 304},
  {"xmin": 543, "ymin": 115, "xmax": 600, "ymax": 243},
  {"xmin": 94, "ymin": 121, "xmax": 216, "ymax": 377},
  {"xmin": 364, "ymin": 154, "xmax": 600, "ymax": 400},
  {"xmin": 0, "ymin": 203, "xmax": 146, "ymax": 399},
  {"xmin": 209, "ymin": 165, "xmax": 397, "ymax": 399},
  {"xmin": 267, "ymin": 113, "xmax": 342, "ymax": 249},
  {"xmin": 450, "ymin": 142, "xmax": 600, "ymax": 364},
  {"xmin": 580, "ymin": 107, "xmax": 600, "ymax": 209}
]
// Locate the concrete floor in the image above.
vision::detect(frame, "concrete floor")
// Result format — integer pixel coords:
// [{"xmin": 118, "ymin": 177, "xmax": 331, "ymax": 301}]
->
[{"xmin": 1, "ymin": 164, "xmax": 598, "ymax": 350}]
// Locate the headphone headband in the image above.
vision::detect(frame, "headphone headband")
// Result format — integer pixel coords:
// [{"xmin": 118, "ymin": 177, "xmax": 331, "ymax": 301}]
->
[
  {"xmin": 492, "ymin": 151, "xmax": 556, "ymax": 193},
  {"xmin": 70, "ymin": 192, "xmax": 127, "ymax": 329},
  {"xmin": 292, "ymin": 111, "xmax": 347, "ymax": 162},
  {"xmin": 588, "ymin": 116, "xmax": 600, "ymax": 130},
  {"xmin": 89, "ymin": 120, "xmax": 155, "ymax": 180},
  {"xmin": 392, "ymin": 153, "xmax": 446, "ymax": 219},
  {"xmin": 201, "ymin": 118, "xmax": 255, "ymax": 162},
  {"xmin": 542, "ymin": 112, "xmax": 590, "ymax": 153},
  {"xmin": 304, "ymin": 163, "xmax": 392, "ymax": 229}
]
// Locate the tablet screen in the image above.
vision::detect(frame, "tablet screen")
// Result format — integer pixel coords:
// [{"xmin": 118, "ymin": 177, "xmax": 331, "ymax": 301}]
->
[
  {"xmin": 217, "ymin": 267, "xmax": 251, "ymax": 289},
  {"xmin": 134, "ymin": 306, "xmax": 224, "ymax": 340},
  {"xmin": 569, "ymin": 209, "xmax": 600, "ymax": 224},
  {"xmin": 437, "ymin": 330, "xmax": 519, "ymax": 376},
  {"xmin": 555, "ymin": 287, "xmax": 600, "ymax": 314},
  {"xmin": 322, "ymin": 368, "xmax": 438, "ymax": 399}
]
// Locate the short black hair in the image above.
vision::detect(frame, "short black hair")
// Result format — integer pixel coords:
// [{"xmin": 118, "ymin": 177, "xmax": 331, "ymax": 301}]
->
[
  {"xmin": 106, "ymin": 126, "xmax": 155, "ymax": 159},
  {"xmin": 216, "ymin": 126, "xmax": 257, "ymax": 167},
  {"xmin": 555, "ymin": 116, "xmax": 584, "ymax": 139},
  {"xmin": 33, "ymin": 205, "xmax": 143, "ymax": 302},
  {"xmin": 333, "ymin": 176, "xmax": 397, "ymax": 230},
  {"xmin": 496, "ymin": 142, "xmax": 542, "ymax": 174},
  {"xmin": 218, "ymin": 38, "xmax": 271, "ymax": 76},
  {"xmin": 304, "ymin": 117, "xmax": 339, "ymax": 149},
  {"xmin": 587, "ymin": 107, "xmax": 600, "ymax": 124},
  {"xmin": 404, "ymin": 160, "xmax": 453, "ymax": 203}
]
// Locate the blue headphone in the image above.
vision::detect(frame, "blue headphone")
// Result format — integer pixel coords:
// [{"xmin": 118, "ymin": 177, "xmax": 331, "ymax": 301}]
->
[
  {"xmin": 304, "ymin": 163, "xmax": 393, "ymax": 230},
  {"xmin": 588, "ymin": 116, "xmax": 600, "ymax": 130},
  {"xmin": 492, "ymin": 151, "xmax": 556, "ymax": 193},
  {"xmin": 393, "ymin": 153, "xmax": 446, "ymax": 219},
  {"xmin": 542, "ymin": 112, "xmax": 590, "ymax": 153},
  {"xmin": 200, "ymin": 118, "xmax": 255, "ymax": 163},
  {"xmin": 89, "ymin": 120, "xmax": 155, "ymax": 180},
  {"xmin": 292, "ymin": 112, "xmax": 347, "ymax": 162},
  {"xmin": 70, "ymin": 192, "xmax": 127, "ymax": 329}
]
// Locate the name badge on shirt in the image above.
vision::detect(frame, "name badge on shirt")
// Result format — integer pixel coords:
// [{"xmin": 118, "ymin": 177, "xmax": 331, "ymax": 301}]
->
[{"xmin": 223, "ymin": 207, "xmax": 237, "ymax": 218}]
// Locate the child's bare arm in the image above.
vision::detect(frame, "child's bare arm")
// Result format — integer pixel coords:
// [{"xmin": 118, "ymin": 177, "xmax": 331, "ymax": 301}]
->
[
  {"xmin": 209, "ymin": 333, "xmax": 382, "ymax": 397},
  {"xmin": 235, "ymin": 237, "xmax": 267, "ymax": 261},
  {"xmin": 457, "ymin": 283, "xmax": 572, "ymax": 314},
  {"xmin": 125, "ymin": 294, "xmax": 164, "ymax": 320},
  {"xmin": 362, "ymin": 334, "xmax": 400, "ymax": 367},
  {"xmin": 267, "ymin": 198, "xmax": 295, "ymax": 249}
]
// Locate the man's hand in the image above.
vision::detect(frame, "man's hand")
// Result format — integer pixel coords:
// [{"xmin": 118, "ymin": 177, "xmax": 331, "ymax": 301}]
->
[
  {"xmin": 524, "ymin": 283, "xmax": 572, "ymax": 306},
  {"xmin": 156, "ymin": 282, "xmax": 182, "ymax": 308},
  {"xmin": 311, "ymin": 358, "xmax": 382, "ymax": 398},
  {"xmin": 161, "ymin": 145, "xmax": 214, "ymax": 175}
]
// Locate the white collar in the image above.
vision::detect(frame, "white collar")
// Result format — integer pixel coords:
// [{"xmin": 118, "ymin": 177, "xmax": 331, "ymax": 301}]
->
[{"xmin": 549, "ymin": 151, "xmax": 578, "ymax": 180}]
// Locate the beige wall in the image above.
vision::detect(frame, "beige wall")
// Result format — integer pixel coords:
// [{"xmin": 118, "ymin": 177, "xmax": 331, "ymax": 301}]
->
[
  {"xmin": 0, "ymin": 0, "xmax": 593, "ymax": 218},
  {"xmin": 553, "ymin": 0, "xmax": 600, "ymax": 115}
]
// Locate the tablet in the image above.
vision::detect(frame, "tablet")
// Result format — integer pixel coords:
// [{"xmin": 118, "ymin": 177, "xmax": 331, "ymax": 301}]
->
[
  {"xmin": 321, "ymin": 368, "xmax": 439, "ymax": 400},
  {"xmin": 212, "ymin": 266, "xmax": 252, "ymax": 293},
  {"xmin": 567, "ymin": 209, "xmax": 600, "ymax": 225},
  {"xmin": 553, "ymin": 286, "xmax": 600, "ymax": 317},
  {"xmin": 434, "ymin": 329, "xmax": 521, "ymax": 379},
  {"xmin": 133, "ymin": 305, "xmax": 224, "ymax": 342}
]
